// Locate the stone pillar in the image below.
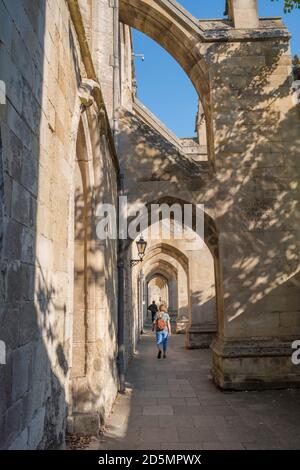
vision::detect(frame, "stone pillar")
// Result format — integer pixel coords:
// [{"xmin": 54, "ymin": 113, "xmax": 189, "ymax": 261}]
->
[
  {"xmin": 186, "ymin": 245, "xmax": 217, "ymax": 349},
  {"xmin": 138, "ymin": 270, "xmax": 145, "ymax": 332},
  {"xmin": 228, "ymin": 0, "xmax": 259, "ymax": 29},
  {"xmin": 206, "ymin": 35, "xmax": 300, "ymax": 389},
  {"xmin": 141, "ymin": 273, "xmax": 148, "ymax": 327},
  {"xmin": 175, "ymin": 266, "xmax": 189, "ymax": 334}
]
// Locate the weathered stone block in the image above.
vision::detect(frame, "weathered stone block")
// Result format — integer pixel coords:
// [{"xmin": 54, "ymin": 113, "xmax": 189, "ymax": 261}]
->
[
  {"xmin": 5, "ymin": 261, "xmax": 35, "ymax": 302},
  {"xmin": 0, "ymin": 304, "xmax": 19, "ymax": 351},
  {"xmin": 2, "ymin": 173, "xmax": 13, "ymax": 220},
  {"xmin": 186, "ymin": 324, "xmax": 217, "ymax": 349},
  {"xmin": 0, "ymin": 47, "xmax": 23, "ymax": 114},
  {"xmin": 11, "ymin": 181, "xmax": 31, "ymax": 226},
  {"xmin": 22, "ymin": 81, "xmax": 41, "ymax": 135},
  {"xmin": 27, "ymin": 407, "xmax": 45, "ymax": 449},
  {"xmin": 5, "ymin": 399, "xmax": 23, "ymax": 448},
  {"xmin": 6, "ymin": 103, "xmax": 32, "ymax": 151},
  {"xmin": 0, "ymin": 415, "xmax": 5, "ymax": 450},
  {"xmin": 72, "ymin": 413, "xmax": 100, "ymax": 436},
  {"xmin": 19, "ymin": 302, "xmax": 40, "ymax": 346},
  {"xmin": 23, "ymin": 379, "xmax": 46, "ymax": 427},
  {"xmin": 0, "ymin": 354, "xmax": 13, "ymax": 418},
  {"xmin": 2, "ymin": 218, "xmax": 23, "ymax": 261},
  {"xmin": 20, "ymin": 150, "xmax": 38, "ymax": 197},
  {"xmin": 31, "ymin": 339, "xmax": 50, "ymax": 385},
  {"xmin": 1, "ymin": 123, "xmax": 24, "ymax": 182},
  {"xmin": 0, "ymin": 1, "xmax": 13, "ymax": 51},
  {"xmin": 8, "ymin": 427, "xmax": 28, "ymax": 450},
  {"xmin": 12, "ymin": 343, "xmax": 32, "ymax": 401},
  {"xmin": 10, "ymin": 23, "xmax": 35, "ymax": 91},
  {"xmin": 70, "ymin": 343, "xmax": 86, "ymax": 378},
  {"xmin": 21, "ymin": 227, "xmax": 35, "ymax": 264},
  {"xmin": 4, "ymin": 261, "xmax": 22, "ymax": 302},
  {"xmin": 211, "ymin": 336, "xmax": 300, "ymax": 390}
]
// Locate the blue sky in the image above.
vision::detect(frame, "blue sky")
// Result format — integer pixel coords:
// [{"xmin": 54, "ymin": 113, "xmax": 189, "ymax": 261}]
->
[{"xmin": 132, "ymin": 0, "xmax": 300, "ymax": 137}]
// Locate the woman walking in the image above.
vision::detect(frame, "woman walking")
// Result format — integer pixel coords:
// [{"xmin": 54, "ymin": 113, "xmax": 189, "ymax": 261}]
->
[{"xmin": 153, "ymin": 303, "xmax": 171, "ymax": 359}]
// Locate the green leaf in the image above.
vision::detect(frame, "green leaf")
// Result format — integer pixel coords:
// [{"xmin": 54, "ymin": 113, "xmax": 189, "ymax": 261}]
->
[{"xmin": 271, "ymin": 0, "xmax": 300, "ymax": 13}]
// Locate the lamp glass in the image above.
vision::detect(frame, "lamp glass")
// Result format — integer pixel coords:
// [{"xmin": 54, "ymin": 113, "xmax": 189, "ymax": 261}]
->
[{"xmin": 136, "ymin": 236, "xmax": 147, "ymax": 258}]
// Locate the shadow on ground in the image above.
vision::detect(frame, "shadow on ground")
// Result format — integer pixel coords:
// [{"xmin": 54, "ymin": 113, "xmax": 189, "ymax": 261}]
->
[{"xmin": 86, "ymin": 327, "xmax": 300, "ymax": 450}]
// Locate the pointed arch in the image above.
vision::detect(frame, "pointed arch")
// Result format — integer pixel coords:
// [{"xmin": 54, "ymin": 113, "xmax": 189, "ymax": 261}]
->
[
  {"xmin": 125, "ymin": 195, "xmax": 223, "ymax": 335},
  {"xmin": 119, "ymin": 0, "xmax": 214, "ymax": 163}
]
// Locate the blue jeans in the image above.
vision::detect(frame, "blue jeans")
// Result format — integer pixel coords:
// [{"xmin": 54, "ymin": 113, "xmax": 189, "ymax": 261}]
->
[{"xmin": 156, "ymin": 330, "xmax": 169, "ymax": 352}]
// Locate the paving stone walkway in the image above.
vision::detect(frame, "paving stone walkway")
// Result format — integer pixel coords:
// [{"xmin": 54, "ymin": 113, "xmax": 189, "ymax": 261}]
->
[{"xmin": 90, "ymin": 327, "xmax": 300, "ymax": 450}]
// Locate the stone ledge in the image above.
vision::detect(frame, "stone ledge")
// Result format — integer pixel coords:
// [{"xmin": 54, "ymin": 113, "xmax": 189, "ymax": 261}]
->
[
  {"xmin": 198, "ymin": 18, "xmax": 289, "ymax": 42},
  {"xmin": 186, "ymin": 323, "xmax": 217, "ymax": 349},
  {"xmin": 212, "ymin": 363, "xmax": 300, "ymax": 391},
  {"xmin": 211, "ymin": 335, "xmax": 300, "ymax": 390},
  {"xmin": 211, "ymin": 335, "xmax": 299, "ymax": 358},
  {"xmin": 201, "ymin": 27, "xmax": 290, "ymax": 43}
]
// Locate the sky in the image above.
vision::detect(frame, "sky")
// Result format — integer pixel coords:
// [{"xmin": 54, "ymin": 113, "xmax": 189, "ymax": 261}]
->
[{"xmin": 132, "ymin": 0, "xmax": 300, "ymax": 137}]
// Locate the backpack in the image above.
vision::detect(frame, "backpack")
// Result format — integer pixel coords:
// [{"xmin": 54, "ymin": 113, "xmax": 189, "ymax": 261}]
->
[{"xmin": 155, "ymin": 316, "xmax": 166, "ymax": 331}]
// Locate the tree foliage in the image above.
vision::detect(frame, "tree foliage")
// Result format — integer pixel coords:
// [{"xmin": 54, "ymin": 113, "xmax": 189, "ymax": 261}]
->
[
  {"xmin": 225, "ymin": 1, "xmax": 300, "ymax": 15},
  {"xmin": 293, "ymin": 54, "xmax": 300, "ymax": 80},
  {"xmin": 272, "ymin": 0, "xmax": 300, "ymax": 13}
]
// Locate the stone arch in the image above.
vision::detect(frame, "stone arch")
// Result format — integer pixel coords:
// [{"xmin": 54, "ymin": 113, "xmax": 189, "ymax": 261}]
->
[
  {"xmin": 141, "ymin": 239, "xmax": 217, "ymax": 340},
  {"xmin": 141, "ymin": 196, "xmax": 220, "ymax": 259},
  {"xmin": 119, "ymin": 0, "xmax": 214, "ymax": 163},
  {"xmin": 145, "ymin": 260, "xmax": 179, "ymax": 317},
  {"xmin": 142, "ymin": 243, "xmax": 189, "ymax": 322},
  {"xmin": 126, "ymin": 196, "xmax": 223, "ymax": 336},
  {"xmin": 144, "ymin": 242, "xmax": 189, "ymax": 273},
  {"xmin": 147, "ymin": 273, "xmax": 170, "ymax": 308},
  {"xmin": 126, "ymin": 201, "xmax": 218, "ymax": 257},
  {"xmin": 69, "ymin": 109, "xmax": 104, "ymax": 431},
  {"xmin": 71, "ymin": 116, "xmax": 92, "ymax": 380}
]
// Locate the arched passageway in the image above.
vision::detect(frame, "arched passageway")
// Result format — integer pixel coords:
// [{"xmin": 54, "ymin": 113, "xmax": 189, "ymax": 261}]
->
[
  {"xmin": 140, "ymin": 243, "xmax": 189, "ymax": 332},
  {"xmin": 125, "ymin": 198, "xmax": 220, "ymax": 356},
  {"xmin": 147, "ymin": 274, "xmax": 170, "ymax": 309}
]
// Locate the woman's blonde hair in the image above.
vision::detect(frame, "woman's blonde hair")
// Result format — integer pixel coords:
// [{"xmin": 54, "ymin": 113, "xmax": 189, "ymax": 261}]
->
[{"xmin": 159, "ymin": 303, "xmax": 167, "ymax": 312}]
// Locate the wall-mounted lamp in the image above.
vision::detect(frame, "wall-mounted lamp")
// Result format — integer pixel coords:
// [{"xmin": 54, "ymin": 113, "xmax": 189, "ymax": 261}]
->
[{"xmin": 130, "ymin": 235, "xmax": 147, "ymax": 268}]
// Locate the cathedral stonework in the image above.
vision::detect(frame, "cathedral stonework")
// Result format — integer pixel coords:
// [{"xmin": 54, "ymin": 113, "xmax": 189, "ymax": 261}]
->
[{"xmin": 0, "ymin": 0, "xmax": 300, "ymax": 450}]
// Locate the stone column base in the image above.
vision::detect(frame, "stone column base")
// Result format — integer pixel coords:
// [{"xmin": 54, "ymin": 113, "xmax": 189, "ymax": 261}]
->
[
  {"xmin": 67, "ymin": 413, "xmax": 101, "ymax": 436},
  {"xmin": 175, "ymin": 318, "xmax": 189, "ymax": 334},
  {"xmin": 211, "ymin": 336, "xmax": 300, "ymax": 390},
  {"xmin": 186, "ymin": 323, "xmax": 217, "ymax": 349}
]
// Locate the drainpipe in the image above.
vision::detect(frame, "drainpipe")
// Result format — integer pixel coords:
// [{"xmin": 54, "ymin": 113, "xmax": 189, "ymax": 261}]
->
[
  {"xmin": 117, "ymin": 173, "xmax": 125, "ymax": 393},
  {"xmin": 111, "ymin": 0, "xmax": 120, "ymax": 138}
]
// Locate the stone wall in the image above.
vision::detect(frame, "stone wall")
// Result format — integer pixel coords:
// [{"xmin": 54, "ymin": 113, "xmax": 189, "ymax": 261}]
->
[{"xmin": 0, "ymin": 0, "xmax": 119, "ymax": 449}]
